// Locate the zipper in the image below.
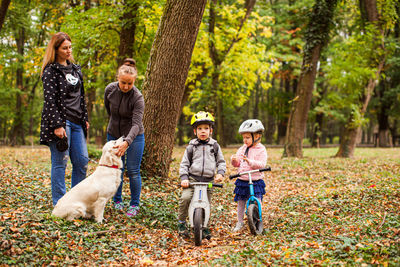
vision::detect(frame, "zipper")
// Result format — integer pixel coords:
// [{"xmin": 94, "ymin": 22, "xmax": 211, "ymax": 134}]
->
[
  {"xmin": 200, "ymin": 145, "xmax": 205, "ymax": 178},
  {"xmin": 118, "ymin": 92, "xmax": 123, "ymax": 137}
]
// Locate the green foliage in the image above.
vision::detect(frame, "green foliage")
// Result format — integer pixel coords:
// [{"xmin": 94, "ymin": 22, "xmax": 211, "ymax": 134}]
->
[
  {"xmin": 303, "ymin": 0, "xmax": 339, "ymax": 63},
  {"xmin": 87, "ymin": 144, "xmax": 102, "ymax": 160}
]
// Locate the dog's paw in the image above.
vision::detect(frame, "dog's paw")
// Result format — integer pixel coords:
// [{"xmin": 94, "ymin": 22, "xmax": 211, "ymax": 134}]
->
[{"xmin": 95, "ymin": 217, "xmax": 104, "ymax": 223}]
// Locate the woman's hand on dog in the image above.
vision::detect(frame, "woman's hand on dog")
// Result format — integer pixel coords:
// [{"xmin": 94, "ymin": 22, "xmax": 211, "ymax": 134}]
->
[{"xmin": 114, "ymin": 141, "xmax": 129, "ymax": 157}]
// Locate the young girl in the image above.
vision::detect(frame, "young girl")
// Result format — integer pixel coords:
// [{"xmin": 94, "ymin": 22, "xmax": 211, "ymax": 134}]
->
[{"xmin": 231, "ymin": 119, "xmax": 267, "ymax": 232}]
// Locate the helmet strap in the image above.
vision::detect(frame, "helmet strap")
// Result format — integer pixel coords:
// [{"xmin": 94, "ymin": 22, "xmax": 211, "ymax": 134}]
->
[{"xmin": 244, "ymin": 146, "xmax": 251, "ymax": 157}]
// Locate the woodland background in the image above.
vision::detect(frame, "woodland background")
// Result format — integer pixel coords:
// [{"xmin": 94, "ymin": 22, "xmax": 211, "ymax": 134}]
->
[{"xmin": 1, "ymin": 0, "xmax": 399, "ymax": 154}]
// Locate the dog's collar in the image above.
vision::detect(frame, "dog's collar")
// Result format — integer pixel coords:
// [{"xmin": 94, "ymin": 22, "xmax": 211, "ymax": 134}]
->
[{"xmin": 99, "ymin": 164, "xmax": 120, "ymax": 169}]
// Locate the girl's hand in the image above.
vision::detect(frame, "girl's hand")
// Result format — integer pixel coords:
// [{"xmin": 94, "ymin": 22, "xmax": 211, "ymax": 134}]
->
[
  {"xmin": 231, "ymin": 155, "xmax": 239, "ymax": 165},
  {"xmin": 242, "ymin": 155, "xmax": 250, "ymax": 163},
  {"xmin": 181, "ymin": 180, "xmax": 189, "ymax": 188},
  {"xmin": 54, "ymin": 127, "xmax": 66, "ymax": 139},
  {"xmin": 114, "ymin": 141, "xmax": 129, "ymax": 157},
  {"xmin": 86, "ymin": 121, "xmax": 90, "ymax": 130}
]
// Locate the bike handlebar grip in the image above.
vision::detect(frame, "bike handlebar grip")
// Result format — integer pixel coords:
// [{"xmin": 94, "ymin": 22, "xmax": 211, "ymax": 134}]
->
[
  {"xmin": 213, "ymin": 183, "xmax": 223, "ymax": 188},
  {"xmin": 259, "ymin": 167, "xmax": 271, "ymax": 172},
  {"xmin": 229, "ymin": 174, "xmax": 241, "ymax": 179}
]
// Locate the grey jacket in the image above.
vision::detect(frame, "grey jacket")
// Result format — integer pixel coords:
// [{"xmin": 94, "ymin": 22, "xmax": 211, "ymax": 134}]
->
[
  {"xmin": 104, "ymin": 82, "xmax": 144, "ymax": 145},
  {"xmin": 179, "ymin": 138, "xmax": 226, "ymax": 182}
]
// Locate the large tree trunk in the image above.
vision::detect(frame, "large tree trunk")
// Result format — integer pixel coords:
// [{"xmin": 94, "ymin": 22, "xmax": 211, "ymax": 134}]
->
[
  {"xmin": 283, "ymin": 44, "xmax": 322, "ymax": 156},
  {"xmin": 142, "ymin": 0, "xmax": 207, "ymax": 178},
  {"xmin": 335, "ymin": 0, "xmax": 384, "ymax": 157},
  {"xmin": 117, "ymin": 0, "xmax": 139, "ymax": 66},
  {"xmin": 0, "ymin": 0, "xmax": 11, "ymax": 32},
  {"xmin": 283, "ymin": 0, "xmax": 338, "ymax": 157}
]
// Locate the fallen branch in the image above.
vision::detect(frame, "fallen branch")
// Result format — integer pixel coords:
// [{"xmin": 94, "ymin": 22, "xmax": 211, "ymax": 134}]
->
[{"xmin": 377, "ymin": 212, "xmax": 387, "ymax": 229}]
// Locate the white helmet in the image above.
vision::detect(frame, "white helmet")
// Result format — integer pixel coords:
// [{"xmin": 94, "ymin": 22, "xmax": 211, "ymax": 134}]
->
[{"xmin": 238, "ymin": 119, "xmax": 264, "ymax": 134}]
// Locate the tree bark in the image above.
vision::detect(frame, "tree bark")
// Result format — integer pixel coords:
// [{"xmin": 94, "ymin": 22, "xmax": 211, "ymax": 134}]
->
[
  {"xmin": 0, "ymin": 0, "xmax": 11, "ymax": 33},
  {"xmin": 10, "ymin": 28, "xmax": 26, "ymax": 146},
  {"xmin": 335, "ymin": 61, "xmax": 384, "ymax": 156},
  {"xmin": 283, "ymin": 0, "xmax": 338, "ymax": 157},
  {"xmin": 117, "ymin": 0, "xmax": 139, "ymax": 66},
  {"xmin": 142, "ymin": 0, "xmax": 207, "ymax": 178},
  {"xmin": 335, "ymin": 0, "xmax": 384, "ymax": 157},
  {"xmin": 376, "ymin": 79, "xmax": 392, "ymax": 147}
]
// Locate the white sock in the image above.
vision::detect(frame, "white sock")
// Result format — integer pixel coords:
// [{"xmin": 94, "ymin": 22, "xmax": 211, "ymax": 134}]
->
[{"xmin": 237, "ymin": 200, "xmax": 246, "ymax": 224}]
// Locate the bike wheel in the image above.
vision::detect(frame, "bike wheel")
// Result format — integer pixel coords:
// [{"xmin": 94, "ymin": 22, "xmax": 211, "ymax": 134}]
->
[
  {"xmin": 193, "ymin": 208, "xmax": 203, "ymax": 246},
  {"xmin": 248, "ymin": 203, "xmax": 263, "ymax": 235}
]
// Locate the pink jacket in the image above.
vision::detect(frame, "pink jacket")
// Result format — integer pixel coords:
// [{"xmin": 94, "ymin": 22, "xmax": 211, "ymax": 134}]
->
[{"xmin": 231, "ymin": 143, "xmax": 267, "ymax": 181}]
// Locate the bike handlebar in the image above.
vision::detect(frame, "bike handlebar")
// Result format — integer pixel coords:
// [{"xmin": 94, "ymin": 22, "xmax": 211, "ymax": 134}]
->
[
  {"xmin": 185, "ymin": 182, "xmax": 224, "ymax": 188},
  {"xmin": 229, "ymin": 166, "xmax": 271, "ymax": 180}
]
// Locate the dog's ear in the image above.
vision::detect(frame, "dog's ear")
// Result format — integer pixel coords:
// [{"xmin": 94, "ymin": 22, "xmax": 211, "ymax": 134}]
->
[{"xmin": 99, "ymin": 140, "xmax": 116, "ymax": 165}]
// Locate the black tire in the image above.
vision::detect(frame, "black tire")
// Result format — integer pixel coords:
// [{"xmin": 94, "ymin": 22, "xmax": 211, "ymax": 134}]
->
[
  {"xmin": 248, "ymin": 203, "xmax": 263, "ymax": 235},
  {"xmin": 193, "ymin": 208, "xmax": 203, "ymax": 246}
]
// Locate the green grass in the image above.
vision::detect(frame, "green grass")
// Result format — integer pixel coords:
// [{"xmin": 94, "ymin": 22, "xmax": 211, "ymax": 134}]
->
[{"xmin": 0, "ymin": 146, "xmax": 399, "ymax": 265}]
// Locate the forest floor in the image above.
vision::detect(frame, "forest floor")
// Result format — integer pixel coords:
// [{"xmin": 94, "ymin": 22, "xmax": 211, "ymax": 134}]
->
[{"xmin": 0, "ymin": 146, "xmax": 399, "ymax": 266}]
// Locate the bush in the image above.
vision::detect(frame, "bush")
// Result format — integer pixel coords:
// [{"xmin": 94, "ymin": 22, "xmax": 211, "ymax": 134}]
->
[{"xmin": 87, "ymin": 144, "xmax": 102, "ymax": 160}]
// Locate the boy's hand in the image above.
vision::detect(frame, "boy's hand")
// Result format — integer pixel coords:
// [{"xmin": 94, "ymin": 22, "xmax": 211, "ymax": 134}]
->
[
  {"xmin": 181, "ymin": 180, "xmax": 189, "ymax": 188},
  {"xmin": 215, "ymin": 174, "xmax": 223, "ymax": 183}
]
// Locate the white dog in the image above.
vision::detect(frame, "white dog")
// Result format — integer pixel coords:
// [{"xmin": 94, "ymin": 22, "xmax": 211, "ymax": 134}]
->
[{"xmin": 52, "ymin": 137, "xmax": 124, "ymax": 223}]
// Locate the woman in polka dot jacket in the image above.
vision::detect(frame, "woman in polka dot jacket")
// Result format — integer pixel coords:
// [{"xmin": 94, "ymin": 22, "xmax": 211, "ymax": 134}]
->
[{"xmin": 40, "ymin": 32, "xmax": 90, "ymax": 206}]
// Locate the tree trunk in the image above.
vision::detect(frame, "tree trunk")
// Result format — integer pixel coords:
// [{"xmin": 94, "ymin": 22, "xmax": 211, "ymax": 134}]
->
[
  {"xmin": 283, "ymin": 44, "xmax": 322, "ymax": 156},
  {"xmin": 0, "ymin": 0, "xmax": 11, "ymax": 33},
  {"xmin": 117, "ymin": 0, "xmax": 139, "ymax": 66},
  {"xmin": 177, "ymin": 114, "xmax": 185, "ymax": 146},
  {"xmin": 283, "ymin": 0, "xmax": 338, "ymax": 157},
  {"xmin": 276, "ymin": 78, "xmax": 287, "ymax": 144},
  {"xmin": 376, "ymin": 80, "xmax": 392, "ymax": 147},
  {"xmin": 335, "ymin": 0, "xmax": 384, "ymax": 157},
  {"xmin": 312, "ymin": 112, "xmax": 323, "ymax": 148},
  {"xmin": 335, "ymin": 61, "xmax": 384, "ymax": 157},
  {"xmin": 10, "ymin": 28, "xmax": 26, "ymax": 146},
  {"xmin": 142, "ymin": 0, "xmax": 207, "ymax": 178}
]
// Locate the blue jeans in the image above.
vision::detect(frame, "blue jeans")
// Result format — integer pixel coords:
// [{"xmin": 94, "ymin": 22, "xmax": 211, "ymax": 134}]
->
[
  {"xmin": 49, "ymin": 120, "xmax": 88, "ymax": 206},
  {"xmin": 107, "ymin": 133, "xmax": 144, "ymax": 207}
]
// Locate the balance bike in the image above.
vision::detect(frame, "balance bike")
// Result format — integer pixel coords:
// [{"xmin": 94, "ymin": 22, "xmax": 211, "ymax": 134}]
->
[
  {"xmin": 188, "ymin": 182, "xmax": 223, "ymax": 246},
  {"xmin": 229, "ymin": 167, "xmax": 271, "ymax": 235}
]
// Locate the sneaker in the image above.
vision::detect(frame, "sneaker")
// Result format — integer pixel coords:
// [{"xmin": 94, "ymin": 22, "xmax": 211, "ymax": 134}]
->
[
  {"xmin": 178, "ymin": 222, "xmax": 189, "ymax": 237},
  {"xmin": 114, "ymin": 201, "xmax": 124, "ymax": 211},
  {"xmin": 233, "ymin": 222, "xmax": 245, "ymax": 232},
  {"xmin": 203, "ymin": 228, "xmax": 211, "ymax": 240},
  {"xmin": 126, "ymin": 205, "xmax": 139, "ymax": 217}
]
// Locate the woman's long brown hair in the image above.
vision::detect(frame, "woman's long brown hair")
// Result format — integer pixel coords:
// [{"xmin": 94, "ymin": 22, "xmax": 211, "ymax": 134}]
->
[{"xmin": 40, "ymin": 32, "xmax": 74, "ymax": 76}]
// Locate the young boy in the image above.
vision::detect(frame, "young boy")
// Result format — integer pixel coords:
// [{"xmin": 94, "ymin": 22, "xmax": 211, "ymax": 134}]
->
[{"xmin": 178, "ymin": 111, "xmax": 226, "ymax": 239}]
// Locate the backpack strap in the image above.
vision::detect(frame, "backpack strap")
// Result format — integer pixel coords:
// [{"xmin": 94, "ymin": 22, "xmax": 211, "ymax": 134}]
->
[
  {"xmin": 212, "ymin": 142, "xmax": 219, "ymax": 160},
  {"xmin": 187, "ymin": 141, "xmax": 219, "ymax": 165},
  {"xmin": 187, "ymin": 144, "xmax": 194, "ymax": 165}
]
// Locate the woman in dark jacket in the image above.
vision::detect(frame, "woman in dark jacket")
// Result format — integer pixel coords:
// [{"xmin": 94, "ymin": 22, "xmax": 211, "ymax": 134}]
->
[
  {"xmin": 104, "ymin": 64, "xmax": 144, "ymax": 217},
  {"xmin": 40, "ymin": 32, "xmax": 89, "ymax": 206}
]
